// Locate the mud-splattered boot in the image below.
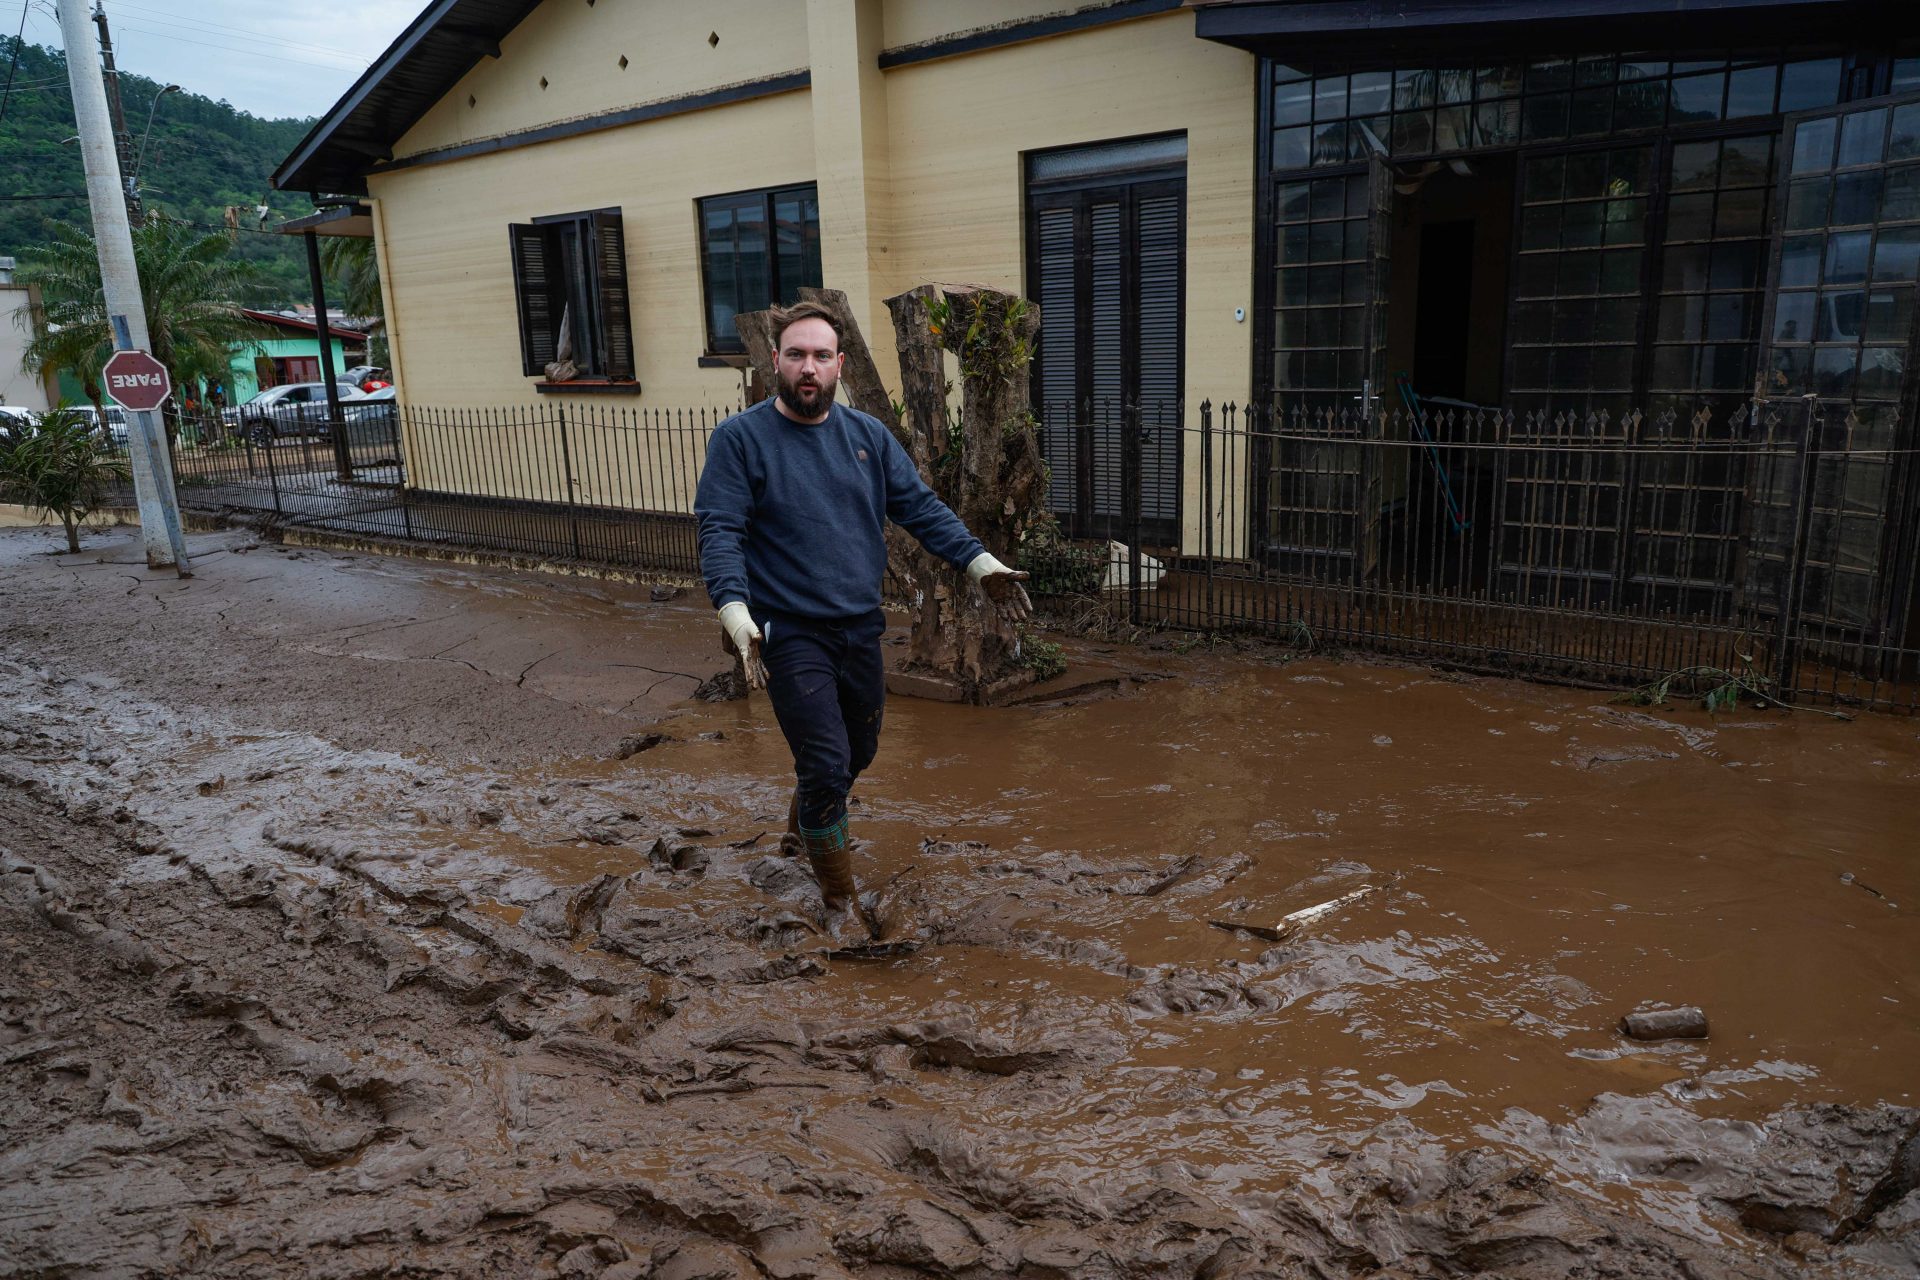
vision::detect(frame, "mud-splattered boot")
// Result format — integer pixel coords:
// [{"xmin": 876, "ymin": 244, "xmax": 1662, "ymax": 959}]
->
[{"xmin": 800, "ymin": 816, "xmax": 858, "ymax": 910}]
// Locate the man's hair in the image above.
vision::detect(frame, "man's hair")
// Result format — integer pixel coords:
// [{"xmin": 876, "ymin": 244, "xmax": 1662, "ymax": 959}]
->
[{"xmin": 771, "ymin": 300, "xmax": 843, "ymax": 351}]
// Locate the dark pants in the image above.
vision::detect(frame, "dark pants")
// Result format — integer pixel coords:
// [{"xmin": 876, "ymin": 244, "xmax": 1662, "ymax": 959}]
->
[{"xmin": 759, "ymin": 609, "xmax": 887, "ymax": 832}]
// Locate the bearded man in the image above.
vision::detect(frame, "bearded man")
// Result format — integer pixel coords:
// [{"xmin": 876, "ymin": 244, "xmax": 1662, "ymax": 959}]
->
[{"xmin": 693, "ymin": 301, "xmax": 1030, "ymax": 923}]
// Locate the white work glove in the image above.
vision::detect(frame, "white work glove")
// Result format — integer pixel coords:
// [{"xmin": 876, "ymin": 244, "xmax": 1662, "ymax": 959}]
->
[
  {"xmin": 717, "ymin": 601, "xmax": 768, "ymax": 690},
  {"xmin": 967, "ymin": 552, "xmax": 1032, "ymax": 623}
]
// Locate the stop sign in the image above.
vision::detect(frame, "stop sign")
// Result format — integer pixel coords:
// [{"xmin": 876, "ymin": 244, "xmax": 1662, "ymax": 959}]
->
[{"xmin": 103, "ymin": 349, "xmax": 172, "ymax": 412}]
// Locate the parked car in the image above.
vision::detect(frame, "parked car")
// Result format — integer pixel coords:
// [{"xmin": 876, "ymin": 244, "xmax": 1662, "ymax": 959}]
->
[
  {"xmin": 68, "ymin": 403, "xmax": 130, "ymax": 447},
  {"xmin": 0, "ymin": 404, "xmax": 38, "ymax": 432},
  {"xmin": 341, "ymin": 385, "xmax": 398, "ymax": 447},
  {"xmin": 341, "ymin": 365, "xmax": 392, "ymax": 392},
  {"xmin": 224, "ymin": 381, "xmax": 367, "ymax": 441}
]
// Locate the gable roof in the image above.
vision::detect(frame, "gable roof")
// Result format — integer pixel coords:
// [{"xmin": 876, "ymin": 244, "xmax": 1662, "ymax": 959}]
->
[{"xmin": 272, "ymin": 0, "xmax": 543, "ymax": 196}]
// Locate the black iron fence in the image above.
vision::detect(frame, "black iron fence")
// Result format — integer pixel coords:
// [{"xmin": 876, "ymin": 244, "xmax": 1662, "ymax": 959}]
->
[
  {"xmin": 1053, "ymin": 397, "xmax": 1917, "ymax": 714},
  {"xmin": 103, "ymin": 396, "xmax": 1919, "ymax": 713}
]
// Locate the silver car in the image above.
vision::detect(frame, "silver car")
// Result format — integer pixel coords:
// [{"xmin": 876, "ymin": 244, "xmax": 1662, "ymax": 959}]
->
[{"xmin": 224, "ymin": 381, "xmax": 367, "ymax": 441}]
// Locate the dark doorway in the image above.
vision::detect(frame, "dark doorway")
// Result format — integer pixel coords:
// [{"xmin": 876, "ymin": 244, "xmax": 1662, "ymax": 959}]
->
[
  {"xmin": 1413, "ymin": 220, "xmax": 1475, "ymax": 400},
  {"xmin": 1380, "ymin": 159, "xmax": 1516, "ymax": 591}
]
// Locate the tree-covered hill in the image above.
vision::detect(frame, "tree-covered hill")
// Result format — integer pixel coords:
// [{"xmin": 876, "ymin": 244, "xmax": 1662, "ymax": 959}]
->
[{"xmin": 0, "ymin": 36, "xmax": 329, "ymax": 308}]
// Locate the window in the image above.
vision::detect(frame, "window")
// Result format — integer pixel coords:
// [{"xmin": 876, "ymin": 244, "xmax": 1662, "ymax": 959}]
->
[
  {"xmin": 699, "ymin": 183, "xmax": 821, "ymax": 354},
  {"xmin": 1509, "ymin": 145, "xmax": 1654, "ymax": 416},
  {"xmin": 1649, "ymin": 133, "xmax": 1775, "ymax": 414},
  {"xmin": 508, "ymin": 209, "xmax": 634, "ymax": 379},
  {"xmin": 1268, "ymin": 50, "xmax": 1844, "ymax": 172},
  {"xmin": 1271, "ymin": 173, "xmax": 1369, "ymax": 399}
]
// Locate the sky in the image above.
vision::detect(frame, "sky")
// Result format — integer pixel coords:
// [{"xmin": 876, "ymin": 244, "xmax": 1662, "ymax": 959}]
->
[{"xmin": 21, "ymin": 0, "xmax": 419, "ymax": 121}]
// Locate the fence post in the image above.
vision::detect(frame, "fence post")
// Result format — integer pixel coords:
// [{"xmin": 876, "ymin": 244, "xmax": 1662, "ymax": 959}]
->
[
  {"xmin": 1201, "ymin": 399, "xmax": 1215, "ymax": 627},
  {"xmin": 397, "ymin": 405, "xmax": 415, "ymax": 540},
  {"xmin": 555, "ymin": 402, "xmax": 582, "ymax": 560},
  {"xmin": 1123, "ymin": 396, "xmax": 1143, "ymax": 627},
  {"xmin": 263, "ymin": 420, "xmax": 281, "ymax": 517},
  {"xmin": 1772, "ymin": 396, "xmax": 1822, "ymax": 698}
]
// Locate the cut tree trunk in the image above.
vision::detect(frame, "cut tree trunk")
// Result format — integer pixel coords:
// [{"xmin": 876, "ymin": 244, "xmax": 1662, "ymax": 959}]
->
[{"xmin": 893, "ymin": 284, "xmax": 1045, "ymax": 690}]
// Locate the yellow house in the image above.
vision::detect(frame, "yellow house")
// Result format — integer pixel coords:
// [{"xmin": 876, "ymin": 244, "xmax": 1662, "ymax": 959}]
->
[
  {"xmin": 274, "ymin": 0, "xmax": 1920, "ymax": 588},
  {"xmin": 273, "ymin": 0, "xmax": 1256, "ymax": 551}
]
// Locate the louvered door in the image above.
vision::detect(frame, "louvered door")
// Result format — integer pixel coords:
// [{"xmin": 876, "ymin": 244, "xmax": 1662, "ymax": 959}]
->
[{"xmin": 1028, "ymin": 154, "xmax": 1186, "ymax": 546}]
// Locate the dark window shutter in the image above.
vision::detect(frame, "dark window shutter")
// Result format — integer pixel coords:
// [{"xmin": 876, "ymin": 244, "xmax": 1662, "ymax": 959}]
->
[
  {"xmin": 591, "ymin": 210, "xmax": 635, "ymax": 379},
  {"xmin": 1135, "ymin": 192, "xmax": 1183, "ymax": 524},
  {"xmin": 509, "ymin": 223, "xmax": 559, "ymax": 376},
  {"xmin": 1088, "ymin": 199, "xmax": 1125, "ymax": 518},
  {"xmin": 1034, "ymin": 204, "xmax": 1079, "ymax": 519}
]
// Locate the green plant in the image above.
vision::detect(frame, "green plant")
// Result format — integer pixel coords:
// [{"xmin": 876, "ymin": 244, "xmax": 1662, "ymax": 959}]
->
[
  {"xmin": 1019, "ymin": 513, "xmax": 1105, "ymax": 596},
  {"xmin": 319, "ymin": 235, "xmax": 387, "ymax": 363},
  {"xmin": 1173, "ymin": 631, "xmax": 1226, "ymax": 655},
  {"xmin": 1614, "ymin": 649, "xmax": 1849, "ymax": 720},
  {"xmin": 1017, "ymin": 629, "xmax": 1067, "ymax": 682},
  {"xmin": 0, "ymin": 405, "xmax": 129, "ymax": 552}
]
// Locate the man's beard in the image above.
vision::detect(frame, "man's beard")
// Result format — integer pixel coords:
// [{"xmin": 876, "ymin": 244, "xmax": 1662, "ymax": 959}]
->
[{"xmin": 776, "ymin": 371, "xmax": 837, "ymax": 417}]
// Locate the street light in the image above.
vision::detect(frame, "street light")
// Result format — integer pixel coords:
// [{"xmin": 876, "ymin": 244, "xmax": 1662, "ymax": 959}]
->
[{"xmin": 131, "ymin": 83, "xmax": 180, "ymax": 199}]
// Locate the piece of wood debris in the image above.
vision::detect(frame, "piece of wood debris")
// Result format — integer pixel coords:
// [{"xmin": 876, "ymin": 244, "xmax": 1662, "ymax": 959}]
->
[{"xmin": 1209, "ymin": 884, "xmax": 1379, "ymax": 942}]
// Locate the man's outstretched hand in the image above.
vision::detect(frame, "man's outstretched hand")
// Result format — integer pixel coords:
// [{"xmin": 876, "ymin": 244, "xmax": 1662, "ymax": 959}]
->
[
  {"xmin": 979, "ymin": 569, "xmax": 1032, "ymax": 623},
  {"xmin": 718, "ymin": 602, "xmax": 768, "ymax": 690}
]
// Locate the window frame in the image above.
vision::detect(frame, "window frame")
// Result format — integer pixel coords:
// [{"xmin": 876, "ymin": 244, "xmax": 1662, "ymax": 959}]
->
[
  {"xmin": 696, "ymin": 182, "xmax": 822, "ymax": 356},
  {"xmin": 508, "ymin": 206, "xmax": 635, "ymax": 381}
]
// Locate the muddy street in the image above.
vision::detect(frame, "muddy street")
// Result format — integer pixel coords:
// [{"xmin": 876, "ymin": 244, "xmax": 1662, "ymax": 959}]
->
[{"xmin": 2, "ymin": 524, "xmax": 1916, "ymax": 1279}]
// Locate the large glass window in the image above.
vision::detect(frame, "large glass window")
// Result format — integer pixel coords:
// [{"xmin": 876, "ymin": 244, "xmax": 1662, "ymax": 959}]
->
[
  {"xmin": 1766, "ymin": 102, "xmax": 1920, "ymax": 410},
  {"xmin": 698, "ymin": 183, "xmax": 821, "ymax": 354},
  {"xmin": 1649, "ymin": 133, "xmax": 1777, "ymax": 414},
  {"xmin": 1269, "ymin": 51, "xmax": 1843, "ymax": 171},
  {"xmin": 1270, "ymin": 173, "xmax": 1368, "ymax": 400},
  {"xmin": 1509, "ymin": 145, "xmax": 1654, "ymax": 416}
]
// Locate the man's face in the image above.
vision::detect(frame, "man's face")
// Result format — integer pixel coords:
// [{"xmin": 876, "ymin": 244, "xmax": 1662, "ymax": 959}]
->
[{"xmin": 774, "ymin": 317, "xmax": 844, "ymax": 419}]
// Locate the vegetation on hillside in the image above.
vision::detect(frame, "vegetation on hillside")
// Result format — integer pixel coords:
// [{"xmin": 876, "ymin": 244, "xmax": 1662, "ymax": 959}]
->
[{"xmin": 0, "ymin": 36, "xmax": 347, "ymax": 309}]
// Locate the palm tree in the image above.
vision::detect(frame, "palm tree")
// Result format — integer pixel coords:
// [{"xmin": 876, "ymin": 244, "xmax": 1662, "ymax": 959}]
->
[
  {"xmin": 320, "ymin": 234, "xmax": 386, "ymax": 364},
  {"xmin": 14, "ymin": 212, "xmax": 266, "ymax": 442}
]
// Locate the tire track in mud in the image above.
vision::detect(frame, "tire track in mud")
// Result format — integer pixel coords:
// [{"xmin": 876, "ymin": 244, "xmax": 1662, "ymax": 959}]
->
[{"xmin": 3, "ymin": 671, "xmax": 1918, "ymax": 1276}]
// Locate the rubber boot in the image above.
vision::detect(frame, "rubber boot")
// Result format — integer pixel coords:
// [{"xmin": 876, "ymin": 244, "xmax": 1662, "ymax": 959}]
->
[{"xmin": 800, "ymin": 816, "xmax": 858, "ymax": 910}]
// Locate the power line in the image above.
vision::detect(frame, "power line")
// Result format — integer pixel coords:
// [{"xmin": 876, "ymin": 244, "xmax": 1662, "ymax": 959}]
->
[
  {"xmin": 0, "ymin": 1, "xmax": 33, "ymax": 132},
  {"xmin": 106, "ymin": 0, "xmax": 370, "ymax": 63},
  {"xmin": 112, "ymin": 18, "xmax": 365, "ymax": 74}
]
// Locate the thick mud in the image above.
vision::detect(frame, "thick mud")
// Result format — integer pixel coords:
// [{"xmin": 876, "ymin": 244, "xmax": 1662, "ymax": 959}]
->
[{"xmin": 2, "ymin": 524, "xmax": 1917, "ymax": 1279}]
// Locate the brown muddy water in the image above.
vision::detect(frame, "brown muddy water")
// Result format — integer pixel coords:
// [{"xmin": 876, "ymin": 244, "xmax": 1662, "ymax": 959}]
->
[{"xmin": 1, "ymin": 525, "xmax": 1916, "ymax": 1279}]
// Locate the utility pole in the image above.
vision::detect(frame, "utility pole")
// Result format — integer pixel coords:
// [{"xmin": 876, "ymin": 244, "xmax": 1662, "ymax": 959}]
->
[
  {"xmin": 59, "ymin": 0, "xmax": 190, "ymax": 573},
  {"xmin": 90, "ymin": 1, "xmax": 140, "ymax": 225}
]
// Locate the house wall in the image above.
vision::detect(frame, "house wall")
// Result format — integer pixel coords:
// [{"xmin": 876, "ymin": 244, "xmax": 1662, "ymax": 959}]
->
[
  {"xmin": 879, "ymin": 8, "xmax": 1255, "ymax": 552},
  {"xmin": 225, "ymin": 335, "xmax": 352, "ymax": 402},
  {"xmin": 0, "ymin": 284, "xmax": 55, "ymax": 411},
  {"xmin": 396, "ymin": 0, "xmax": 809, "ymax": 160},
  {"xmin": 371, "ymin": 86, "xmax": 812, "ymax": 411},
  {"xmin": 365, "ymin": 0, "xmax": 1257, "ymax": 548},
  {"xmin": 880, "ymin": 0, "xmax": 1138, "ymax": 51}
]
